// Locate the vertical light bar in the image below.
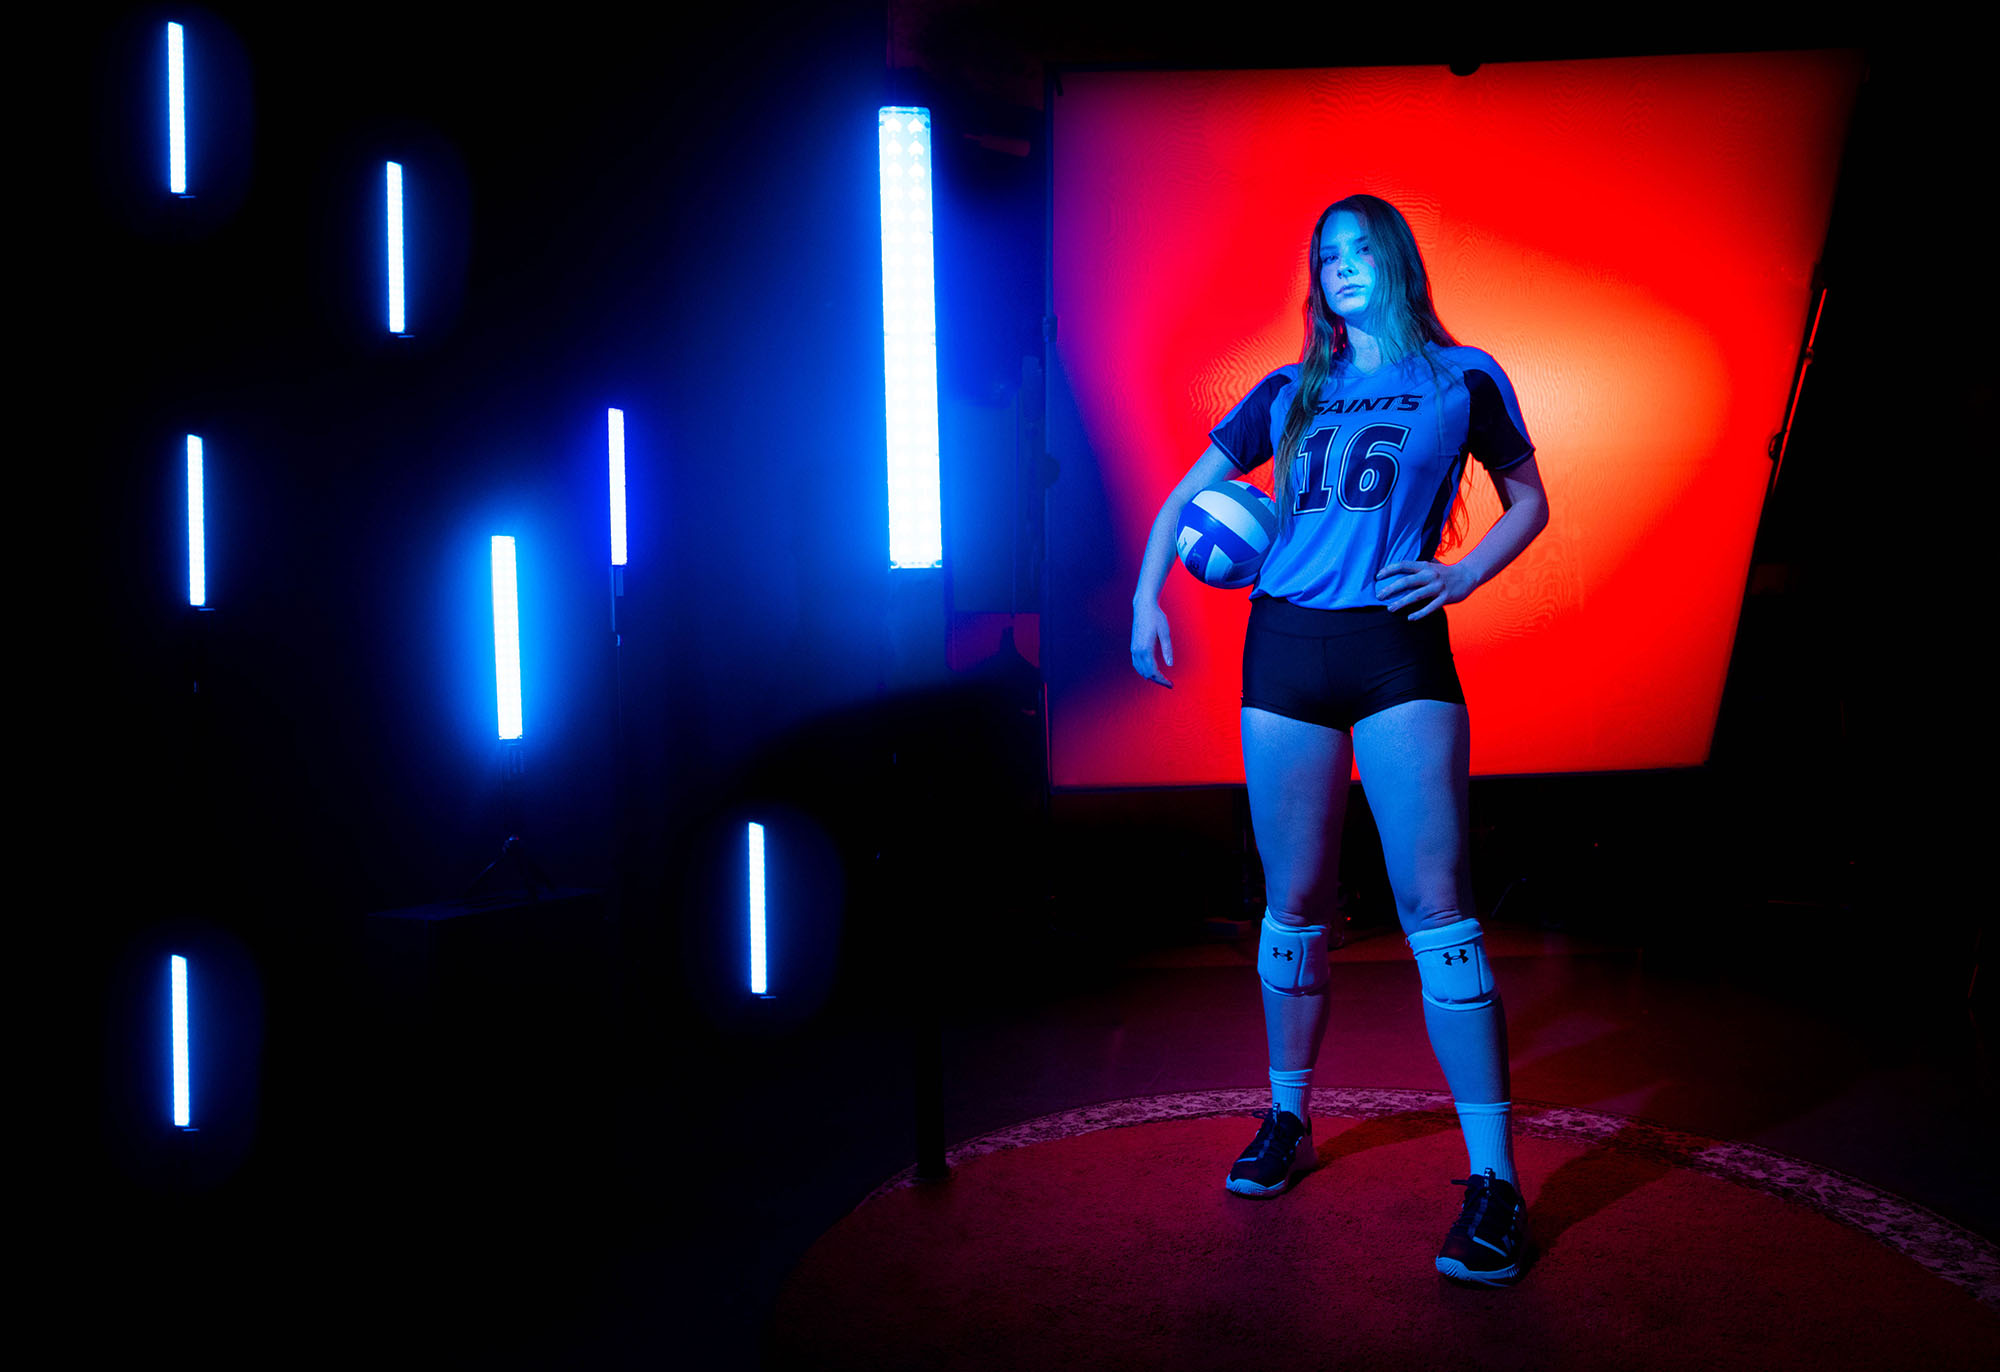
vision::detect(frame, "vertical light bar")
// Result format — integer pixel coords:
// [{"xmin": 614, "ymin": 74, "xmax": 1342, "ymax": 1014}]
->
[
  {"xmin": 491, "ymin": 536, "xmax": 523, "ymax": 740},
  {"xmin": 167, "ymin": 22, "xmax": 187, "ymax": 195},
  {"xmin": 187, "ymin": 435, "xmax": 206, "ymax": 606},
  {"xmin": 877, "ymin": 107, "xmax": 943, "ymax": 569},
  {"xmin": 170, "ymin": 955, "xmax": 191, "ymax": 1128},
  {"xmin": 386, "ymin": 162, "xmax": 406, "ymax": 334},
  {"xmin": 748, "ymin": 822, "xmax": 768, "ymax": 996},
  {"xmin": 608, "ymin": 408, "xmax": 628, "ymax": 567}
]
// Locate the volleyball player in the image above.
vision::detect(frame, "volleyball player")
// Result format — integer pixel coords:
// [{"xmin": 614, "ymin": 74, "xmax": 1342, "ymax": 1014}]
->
[{"xmin": 1130, "ymin": 194, "xmax": 1551, "ymax": 1284}]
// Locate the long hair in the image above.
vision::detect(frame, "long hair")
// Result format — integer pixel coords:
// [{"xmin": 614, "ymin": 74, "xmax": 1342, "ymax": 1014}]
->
[{"xmin": 1273, "ymin": 194, "xmax": 1471, "ymax": 553}]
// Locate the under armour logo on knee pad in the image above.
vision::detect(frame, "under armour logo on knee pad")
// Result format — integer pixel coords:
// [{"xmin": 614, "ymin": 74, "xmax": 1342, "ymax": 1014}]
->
[
  {"xmin": 1270, "ymin": 947, "xmax": 1294, "ymax": 962},
  {"xmin": 1443, "ymin": 949, "xmax": 1469, "ymax": 966}
]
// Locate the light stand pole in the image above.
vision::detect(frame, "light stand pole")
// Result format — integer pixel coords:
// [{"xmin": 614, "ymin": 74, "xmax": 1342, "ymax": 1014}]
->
[
  {"xmin": 467, "ymin": 536, "xmax": 547, "ymax": 902},
  {"xmin": 607, "ymin": 408, "xmax": 635, "ymax": 925}
]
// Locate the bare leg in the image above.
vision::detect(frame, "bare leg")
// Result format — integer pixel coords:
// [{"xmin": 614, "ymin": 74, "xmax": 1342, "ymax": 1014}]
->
[
  {"xmin": 1241, "ymin": 707, "xmax": 1353, "ymax": 1071},
  {"xmin": 1353, "ymin": 698, "xmax": 1513, "ymax": 1131},
  {"xmin": 1352, "ymin": 698, "xmax": 1526, "ymax": 1284}
]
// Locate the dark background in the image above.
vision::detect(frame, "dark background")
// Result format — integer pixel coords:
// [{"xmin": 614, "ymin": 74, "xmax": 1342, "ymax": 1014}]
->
[{"xmin": 43, "ymin": 2, "xmax": 1984, "ymax": 1363}]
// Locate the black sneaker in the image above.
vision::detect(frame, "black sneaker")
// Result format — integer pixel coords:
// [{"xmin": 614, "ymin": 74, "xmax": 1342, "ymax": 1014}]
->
[
  {"xmin": 1225, "ymin": 1106, "xmax": 1316, "ymax": 1197},
  {"xmin": 1435, "ymin": 1168, "xmax": 1527, "ymax": 1284}
]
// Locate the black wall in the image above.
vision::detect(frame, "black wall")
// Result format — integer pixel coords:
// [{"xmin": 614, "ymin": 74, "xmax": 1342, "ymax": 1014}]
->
[{"xmin": 74, "ymin": 1, "xmax": 909, "ymax": 913}]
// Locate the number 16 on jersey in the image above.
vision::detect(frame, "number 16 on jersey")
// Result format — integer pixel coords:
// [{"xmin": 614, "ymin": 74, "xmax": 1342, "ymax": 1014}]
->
[{"xmin": 1291, "ymin": 423, "xmax": 1409, "ymax": 516}]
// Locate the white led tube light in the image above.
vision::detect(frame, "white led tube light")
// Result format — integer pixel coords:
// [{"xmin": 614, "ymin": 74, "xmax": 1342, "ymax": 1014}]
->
[
  {"xmin": 170, "ymin": 954, "xmax": 191, "ymax": 1128},
  {"xmin": 168, "ymin": 23, "xmax": 187, "ymax": 195},
  {"xmin": 749, "ymin": 822, "xmax": 768, "ymax": 996},
  {"xmin": 187, "ymin": 435, "xmax": 205, "ymax": 606},
  {"xmin": 387, "ymin": 162, "xmax": 406, "ymax": 334},
  {"xmin": 492, "ymin": 536, "xmax": 523, "ymax": 740},
  {"xmin": 877, "ymin": 108, "xmax": 943, "ymax": 570},
  {"xmin": 609, "ymin": 408, "xmax": 628, "ymax": 567}
]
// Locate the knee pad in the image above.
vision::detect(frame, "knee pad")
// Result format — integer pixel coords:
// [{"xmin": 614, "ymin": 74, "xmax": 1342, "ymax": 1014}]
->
[
  {"xmin": 1259, "ymin": 909, "xmax": 1330, "ymax": 997},
  {"xmin": 1406, "ymin": 916, "xmax": 1495, "ymax": 1011}
]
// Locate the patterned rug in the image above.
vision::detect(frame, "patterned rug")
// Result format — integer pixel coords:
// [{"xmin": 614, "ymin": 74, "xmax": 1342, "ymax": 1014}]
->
[{"xmin": 767, "ymin": 1090, "xmax": 2000, "ymax": 1371}]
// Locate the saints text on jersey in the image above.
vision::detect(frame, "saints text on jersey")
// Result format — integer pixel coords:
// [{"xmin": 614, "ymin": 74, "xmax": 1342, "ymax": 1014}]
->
[{"xmin": 1315, "ymin": 394, "xmax": 1422, "ymax": 413}]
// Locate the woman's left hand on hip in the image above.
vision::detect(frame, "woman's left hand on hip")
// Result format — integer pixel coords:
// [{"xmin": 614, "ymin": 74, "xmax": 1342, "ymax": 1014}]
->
[{"xmin": 1375, "ymin": 560, "xmax": 1471, "ymax": 619}]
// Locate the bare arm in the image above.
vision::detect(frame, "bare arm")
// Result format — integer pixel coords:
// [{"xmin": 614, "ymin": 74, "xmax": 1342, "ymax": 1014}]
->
[
  {"xmin": 1452, "ymin": 453, "xmax": 1550, "ymax": 593},
  {"xmin": 1131, "ymin": 443, "xmax": 1247, "ymax": 687},
  {"xmin": 1133, "ymin": 443, "xmax": 1246, "ymax": 609},
  {"xmin": 1377, "ymin": 453, "xmax": 1550, "ymax": 618}
]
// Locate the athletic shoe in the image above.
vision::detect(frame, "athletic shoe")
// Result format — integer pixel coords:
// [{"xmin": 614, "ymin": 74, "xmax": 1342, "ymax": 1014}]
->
[
  {"xmin": 1435, "ymin": 1168, "xmax": 1527, "ymax": 1284},
  {"xmin": 1225, "ymin": 1106, "xmax": 1316, "ymax": 1197}
]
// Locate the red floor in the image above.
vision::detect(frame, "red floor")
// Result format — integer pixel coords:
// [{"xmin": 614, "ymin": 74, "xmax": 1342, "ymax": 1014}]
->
[{"xmin": 572, "ymin": 911, "xmax": 1994, "ymax": 1368}]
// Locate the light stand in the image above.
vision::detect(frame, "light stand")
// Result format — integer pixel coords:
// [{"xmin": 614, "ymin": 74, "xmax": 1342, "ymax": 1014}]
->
[
  {"xmin": 464, "ymin": 742, "xmax": 551, "ymax": 903},
  {"xmin": 466, "ymin": 536, "xmax": 548, "ymax": 903}
]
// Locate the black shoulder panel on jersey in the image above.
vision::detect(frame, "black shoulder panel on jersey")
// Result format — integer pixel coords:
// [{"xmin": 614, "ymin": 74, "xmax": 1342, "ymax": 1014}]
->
[
  {"xmin": 1465, "ymin": 368, "xmax": 1533, "ymax": 472},
  {"xmin": 1209, "ymin": 369, "xmax": 1295, "ymax": 473}
]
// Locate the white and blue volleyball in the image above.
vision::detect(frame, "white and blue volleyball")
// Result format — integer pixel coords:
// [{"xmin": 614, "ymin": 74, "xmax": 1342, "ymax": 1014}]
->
[{"xmin": 1176, "ymin": 479, "xmax": 1278, "ymax": 589}]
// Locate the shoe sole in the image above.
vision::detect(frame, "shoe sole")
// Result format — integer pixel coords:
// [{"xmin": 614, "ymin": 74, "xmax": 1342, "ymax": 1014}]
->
[
  {"xmin": 1224, "ymin": 1134, "xmax": 1317, "ymax": 1196},
  {"xmin": 1436, "ymin": 1256, "xmax": 1520, "ymax": 1284}
]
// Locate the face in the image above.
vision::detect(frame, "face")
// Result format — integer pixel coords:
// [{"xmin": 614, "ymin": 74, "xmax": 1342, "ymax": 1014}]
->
[{"xmin": 1317, "ymin": 210, "xmax": 1377, "ymax": 324}]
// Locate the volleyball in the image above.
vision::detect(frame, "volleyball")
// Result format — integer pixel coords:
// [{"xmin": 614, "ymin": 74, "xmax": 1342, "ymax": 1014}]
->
[{"xmin": 1176, "ymin": 479, "xmax": 1278, "ymax": 589}]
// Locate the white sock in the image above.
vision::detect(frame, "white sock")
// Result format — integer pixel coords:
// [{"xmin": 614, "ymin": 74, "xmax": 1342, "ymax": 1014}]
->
[
  {"xmin": 1270, "ymin": 1067, "xmax": 1313, "ymax": 1126},
  {"xmin": 1454, "ymin": 1100, "xmax": 1516, "ymax": 1186}
]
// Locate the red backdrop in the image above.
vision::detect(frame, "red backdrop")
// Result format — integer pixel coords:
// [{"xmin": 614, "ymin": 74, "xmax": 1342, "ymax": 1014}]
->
[{"xmin": 1046, "ymin": 51, "xmax": 1863, "ymax": 787}]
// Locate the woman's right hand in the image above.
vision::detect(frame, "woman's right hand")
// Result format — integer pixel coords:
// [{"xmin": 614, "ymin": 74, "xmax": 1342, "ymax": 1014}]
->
[{"xmin": 1131, "ymin": 600, "xmax": 1174, "ymax": 688}]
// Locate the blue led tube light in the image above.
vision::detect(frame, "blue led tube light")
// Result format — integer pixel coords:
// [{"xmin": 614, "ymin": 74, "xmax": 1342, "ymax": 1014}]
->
[
  {"xmin": 170, "ymin": 955, "xmax": 191, "ymax": 1128},
  {"xmin": 877, "ymin": 108, "xmax": 943, "ymax": 570},
  {"xmin": 749, "ymin": 822, "xmax": 768, "ymax": 996},
  {"xmin": 187, "ymin": 435, "xmax": 205, "ymax": 606},
  {"xmin": 167, "ymin": 23, "xmax": 187, "ymax": 194},
  {"xmin": 609, "ymin": 408, "xmax": 628, "ymax": 567},
  {"xmin": 491, "ymin": 536, "xmax": 523, "ymax": 740},
  {"xmin": 387, "ymin": 162, "xmax": 406, "ymax": 334}
]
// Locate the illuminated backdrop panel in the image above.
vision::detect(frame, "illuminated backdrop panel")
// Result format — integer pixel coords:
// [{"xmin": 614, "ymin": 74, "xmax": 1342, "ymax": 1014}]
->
[{"xmin": 1048, "ymin": 52, "xmax": 1863, "ymax": 787}]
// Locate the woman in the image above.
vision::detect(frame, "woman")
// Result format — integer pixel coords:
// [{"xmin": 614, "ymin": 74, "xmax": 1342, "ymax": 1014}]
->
[{"xmin": 1129, "ymin": 194, "xmax": 1550, "ymax": 1285}]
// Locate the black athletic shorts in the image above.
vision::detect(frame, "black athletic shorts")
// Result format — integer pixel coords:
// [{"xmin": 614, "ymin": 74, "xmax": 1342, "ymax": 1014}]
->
[{"xmin": 1240, "ymin": 595, "xmax": 1466, "ymax": 731}]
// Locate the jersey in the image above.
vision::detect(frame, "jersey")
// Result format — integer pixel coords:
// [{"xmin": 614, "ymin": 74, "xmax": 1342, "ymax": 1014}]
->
[{"xmin": 1206, "ymin": 345, "xmax": 1534, "ymax": 610}]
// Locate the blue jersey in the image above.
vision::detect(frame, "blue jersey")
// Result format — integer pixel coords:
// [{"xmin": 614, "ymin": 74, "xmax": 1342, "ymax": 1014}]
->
[{"xmin": 1207, "ymin": 345, "xmax": 1534, "ymax": 610}]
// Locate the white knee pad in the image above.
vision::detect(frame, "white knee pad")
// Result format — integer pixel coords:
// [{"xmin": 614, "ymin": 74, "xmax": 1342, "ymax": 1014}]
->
[
  {"xmin": 1406, "ymin": 916, "xmax": 1496, "ymax": 1011},
  {"xmin": 1260, "ymin": 909, "xmax": 1330, "ymax": 997}
]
